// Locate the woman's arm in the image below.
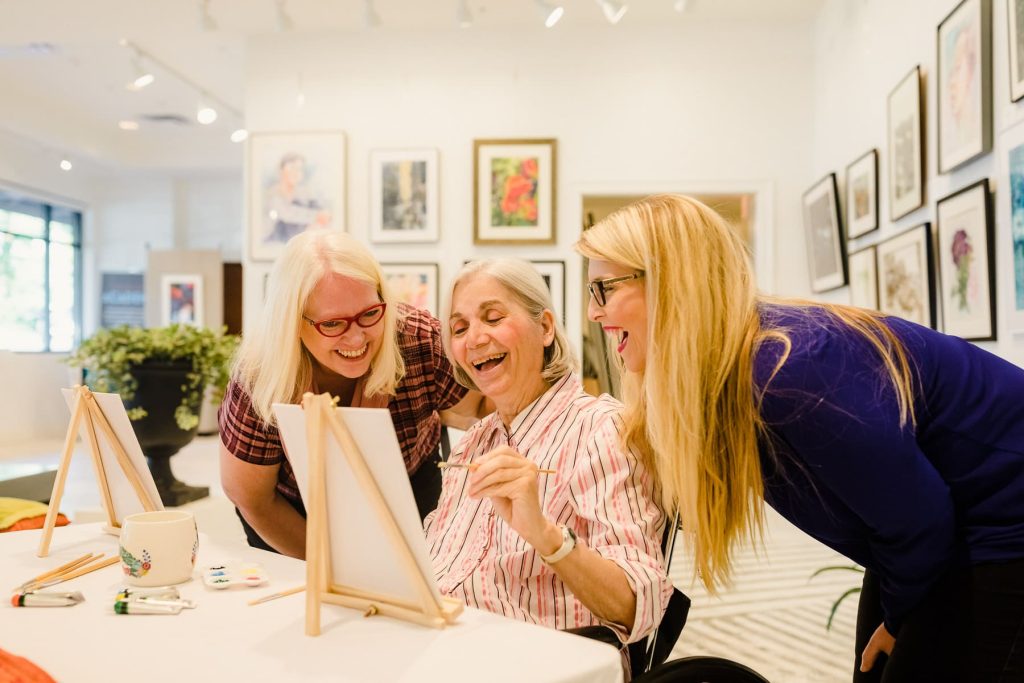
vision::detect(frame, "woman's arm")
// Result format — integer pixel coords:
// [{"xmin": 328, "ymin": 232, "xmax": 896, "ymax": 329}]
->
[
  {"xmin": 219, "ymin": 444, "xmax": 307, "ymax": 559},
  {"xmin": 440, "ymin": 390, "xmax": 494, "ymax": 430}
]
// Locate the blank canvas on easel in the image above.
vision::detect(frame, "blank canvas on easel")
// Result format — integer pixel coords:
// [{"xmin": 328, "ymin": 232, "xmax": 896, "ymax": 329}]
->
[{"xmin": 60, "ymin": 387, "xmax": 163, "ymax": 525}]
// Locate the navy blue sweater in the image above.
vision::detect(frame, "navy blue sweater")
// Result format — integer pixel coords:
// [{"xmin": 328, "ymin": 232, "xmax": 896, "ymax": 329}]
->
[{"xmin": 754, "ymin": 305, "xmax": 1024, "ymax": 632}]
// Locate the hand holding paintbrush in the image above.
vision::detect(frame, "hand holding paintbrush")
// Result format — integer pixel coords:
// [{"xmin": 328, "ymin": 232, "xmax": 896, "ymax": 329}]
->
[{"xmin": 438, "ymin": 461, "xmax": 556, "ymax": 475}]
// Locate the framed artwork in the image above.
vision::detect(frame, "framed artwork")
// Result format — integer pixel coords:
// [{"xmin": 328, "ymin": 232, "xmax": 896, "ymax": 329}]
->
[
  {"xmin": 530, "ymin": 260, "xmax": 566, "ymax": 324},
  {"xmin": 1001, "ymin": 119, "xmax": 1024, "ymax": 331},
  {"xmin": 369, "ymin": 149, "xmax": 439, "ymax": 243},
  {"xmin": 160, "ymin": 274, "xmax": 203, "ymax": 327},
  {"xmin": 888, "ymin": 66, "xmax": 926, "ymax": 220},
  {"xmin": 381, "ymin": 263, "xmax": 440, "ymax": 316},
  {"xmin": 248, "ymin": 131, "xmax": 346, "ymax": 262},
  {"xmin": 848, "ymin": 246, "xmax": 879, "ymax": 310},
  {"xmin": 936, "ymin": 179, "xmax": 996, "ymax": 340},
  {"xmin": 802, "ymin": 173, "xmax": 847, "ymax": 293},
  {"xmin": 1010, "ymin": 0, "xmax": 1024, "ymax": 101},
  {"xmin": 876, "ymin": 224, "xmax": 935, "ymax": 328},
  {"xmin": 100, "ymin": 272, "xmax": 145, "ymax": 328},
  {"xmin": 473, "ymin": 138, "xmax": 557, "ymax": 245},
  {"xmin": 937, "ymin": 0, "xmax": 992, "ymax": 174},
  {"xmin": 845, "ymin": 149, "xmax": 879, "ymax": 239}
]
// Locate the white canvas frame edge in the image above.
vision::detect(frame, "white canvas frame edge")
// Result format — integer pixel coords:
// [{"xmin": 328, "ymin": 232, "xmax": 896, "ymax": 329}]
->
[
  {"xmin": 246, "ymin": 131, "xmax": 348, "ymax": 262},
  {"xmin": 474, "ymin": 140, "xmax": 556, "ymax": 244},
  {"xmin": 888, "ymin": 66, "xmax": 926, "ymax": 221},
  {"xmin": 159, "ymin": 273, "xmax": 204, "ymax": 327},
  {"xmin": 802, "ymin": 173, "xmax": 847, "ymax": 292},
  {"xmin": 369, "ymin": 148, "xmax": 440, "ymax": 244},
  {"xmin": 380, "ymin": 262, "xmax": 440, "ymax": 315},
  {"xmin": 846, "ymin": 149, "xmax": 880, "ymax": 238},
  {"xmin": 936, "ymin": 180, "xmax": 996, "ymax": 340},
  {"xmin": 998, "ymin": 117, "xmax": 1024, "ymax": 332}
]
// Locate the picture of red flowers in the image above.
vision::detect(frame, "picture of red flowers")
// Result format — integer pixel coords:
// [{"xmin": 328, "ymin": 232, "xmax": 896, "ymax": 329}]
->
[{"xmin": 474, "ymin": 139, "xmax": 556, "ymax": 245}]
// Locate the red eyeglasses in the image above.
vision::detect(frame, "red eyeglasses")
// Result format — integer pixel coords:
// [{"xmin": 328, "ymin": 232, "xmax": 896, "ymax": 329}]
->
[{"xmin": 302, "ymin": 303, "xmax": 387, "ymax": 337}]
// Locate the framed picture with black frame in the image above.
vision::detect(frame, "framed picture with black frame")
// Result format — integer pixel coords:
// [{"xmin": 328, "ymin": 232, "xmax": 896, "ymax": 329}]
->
[
  {"xmin": 876, "ymin": 224, "xmax": 936, "ymax": 328},
  {"xmin": 888, "ymin": 66, "xmax": 926, "ymax": 221},
  {"xmin": 802, "ymin": 173, "xmax": 847, "ymax": 293},
  {"xmin": 935, "ymin": 179, "xmax": 996, "ymax": 340},
  {"xmin": 845, "ymin": 149, "xmax": 879, "ymax": 239},
  {"xmin": 937, "ymin": 0, "xmax": 992, "ymax": 174}
]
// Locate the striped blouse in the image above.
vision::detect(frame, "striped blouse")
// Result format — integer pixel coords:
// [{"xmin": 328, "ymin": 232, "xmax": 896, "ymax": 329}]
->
[{"xmin": 424, "ymin": 373, "xmax": 673, "ymax": 644}]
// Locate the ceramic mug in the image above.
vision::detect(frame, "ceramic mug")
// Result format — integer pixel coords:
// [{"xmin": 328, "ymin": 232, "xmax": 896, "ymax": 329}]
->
[{"xmin": 119, "ymin": 510, "xmax": 198, "ymax": 586}]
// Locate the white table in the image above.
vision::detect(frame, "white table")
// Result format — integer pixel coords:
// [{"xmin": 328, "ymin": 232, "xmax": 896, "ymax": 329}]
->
[{"xmin": 0, "ymin": 524, "xmax": 622, "ymax": 683}]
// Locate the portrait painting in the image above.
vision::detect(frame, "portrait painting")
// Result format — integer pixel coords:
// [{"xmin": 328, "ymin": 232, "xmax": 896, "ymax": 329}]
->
[
  {"xmin": 370, "ymin": 149, "xmax": 439, "ymax": 243},
  {"xmin": 937, "ymin": 0, "xmax": 992, "ymax": 173},
  {"xmin": 160, "ymin": 274, "xmax": 203, "ymax": 327},
  {"xmin": 474, "ymin": 139, "xmax": 557, "ymax": 245},
  {"xmin": 848, "ymin": 246, "xmax": 879, "ymax": 310},
  {"xmin": 802, "ymin": 173, "xmax": 847, "ymax": 292},
  {"xmin": 248, "ymin": 131, "xmax": 346, "ymax": 261},
  {"xmin": 888, "ymin": 66, "xmax": 926, "ymax": 220},
  {"xmin": 876, "ymin": 225, "xmax": 935, "ymax": 328},
  {"xmin": 845, "ymin": 149, "xmax": 879, "ymax": 239},
  {"xmin": 936, "ymin": 179, "xmax": 996, "ymax": 340},
  {"xmin": 381, "ymin": 263, "xmax": 439, "ymax": 316}
]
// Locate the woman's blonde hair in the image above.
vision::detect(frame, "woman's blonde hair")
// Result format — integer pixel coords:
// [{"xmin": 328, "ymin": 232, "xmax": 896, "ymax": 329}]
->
[
  {"xmin": 441, "ymin": 258, "xmax": 579, "ymax": 390},
  {"xmin": 576, "ymin": 194, "xmax": 916, "ymax": 592},
  {"xmin": 232, "ymin": 230, "xmax": 405, "ymax": 425}
]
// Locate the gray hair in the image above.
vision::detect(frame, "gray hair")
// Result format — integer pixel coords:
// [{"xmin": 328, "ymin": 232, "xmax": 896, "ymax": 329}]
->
[{"xmin": 442, "ymin": 258, "xmax": 578, "ymax": 390}]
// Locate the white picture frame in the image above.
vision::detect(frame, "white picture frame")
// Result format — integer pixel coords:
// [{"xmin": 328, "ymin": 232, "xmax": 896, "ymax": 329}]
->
[
  {"xmin": 369, "ymin": 149, "xmax": 439, "ymax": 243},
  {"xmin": 530, "ymin": 260, "xmax": 566, "ymax": 324},
  {"xmin": 160, "ymin": 274, "xmax": 203, "ymax": 327},
  {"xmin": 248, "ymin": 131, "xmax": 346, "ymax": 262},
  {"xmin": 848, "ymin": 246, "xmax": 879, "ymax": 310},
  {"xmin": 381, "ymin": 263, "xmax": 440, "ymax": 316},
  {"xmin": 998, "ymin": 117, "xmax": 1024, "ymax": 333}
]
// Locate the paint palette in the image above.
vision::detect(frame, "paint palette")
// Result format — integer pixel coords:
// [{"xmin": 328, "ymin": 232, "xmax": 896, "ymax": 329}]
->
[{"xmin": 202, "ymin": 563, "xmax": 269, "ymax": 589}]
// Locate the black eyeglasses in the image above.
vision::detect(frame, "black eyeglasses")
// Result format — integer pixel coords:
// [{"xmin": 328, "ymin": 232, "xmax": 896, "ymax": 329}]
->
[
  {"xmin": 302, "ymin": 303, "xmax": 387, "ymax": 338},
  {"xmin": 587, "ymin": 273, "xmax": 643, "ymax": 307}
]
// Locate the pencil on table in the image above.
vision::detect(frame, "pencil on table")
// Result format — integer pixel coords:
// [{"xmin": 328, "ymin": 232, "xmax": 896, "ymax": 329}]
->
[{"xmin": 437, "ymin": 461, "xmax": 557, "ymax": 475}]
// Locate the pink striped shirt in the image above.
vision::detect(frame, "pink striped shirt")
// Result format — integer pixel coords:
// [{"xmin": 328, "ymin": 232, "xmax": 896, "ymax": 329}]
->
[{"xmin": 424, "ymin": 374, "xmax": 672, "ymax": 643}]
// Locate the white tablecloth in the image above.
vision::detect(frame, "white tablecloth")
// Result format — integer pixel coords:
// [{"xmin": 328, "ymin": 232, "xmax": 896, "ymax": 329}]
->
[{"xmin": 0, "ymin": 523, "xmax": 622, "ymax": 683}]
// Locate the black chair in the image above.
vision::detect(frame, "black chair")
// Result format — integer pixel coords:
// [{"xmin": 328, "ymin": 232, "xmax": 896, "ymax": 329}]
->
[{"xmin": 569, "ymin": 513, "xmax": 770, "ymax": 682}]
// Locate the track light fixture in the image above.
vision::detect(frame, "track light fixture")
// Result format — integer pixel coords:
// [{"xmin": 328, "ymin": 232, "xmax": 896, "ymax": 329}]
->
[
  {"xmin": 596, "ymin": 0, "xmax": 628, "ymax": 24},
  {"xmin": 536, "ymin": 0, "xmax": 564, "ymax": 28}
]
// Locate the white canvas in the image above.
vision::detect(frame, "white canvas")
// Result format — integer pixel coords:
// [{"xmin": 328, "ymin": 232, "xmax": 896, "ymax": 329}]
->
[
  {"xmin": 60, "ymin": 388, "xmax": 164, "ymax": 526},
  {"xmin": 273, "ymin": 404, "xmax": 441, "ymax": 607}
]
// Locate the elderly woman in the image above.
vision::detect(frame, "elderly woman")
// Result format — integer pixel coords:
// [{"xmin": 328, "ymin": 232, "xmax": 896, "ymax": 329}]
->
[
  {"xmin": 425, "ymin": 258, "xmax": 672, "ymax": 645},
  {"xmin": 219, "ymin": 230, "xmax": 483, "ymax": 559}
]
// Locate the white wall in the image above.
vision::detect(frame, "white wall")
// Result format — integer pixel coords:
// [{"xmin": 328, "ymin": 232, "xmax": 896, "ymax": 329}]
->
[
  {"xmin": 811, "ymin": 0, "xmax": 1024, "ymax": 364},
  {"xmin": 243, "ymin": 20, "xmax": 819, "ymax": 345}
]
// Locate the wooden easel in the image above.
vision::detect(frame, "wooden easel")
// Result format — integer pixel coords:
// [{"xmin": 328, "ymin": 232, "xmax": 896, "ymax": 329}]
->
[
  {"xmin": 37, "ymin": 385, "xmax": 160, "ymax": 557},
  {"xmin": 301, "ymin": 392, "xmax": 463, "ymax": 635}
]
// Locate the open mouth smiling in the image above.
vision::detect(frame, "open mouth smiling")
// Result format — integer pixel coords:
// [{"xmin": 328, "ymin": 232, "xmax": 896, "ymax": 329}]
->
[
  {"xmin": 335, "ymin": 344, "xmax": 368, "ymax": 359},
  {"xmin": 471, "ymin": 352, "xmax": 507, "ymax": 372}
]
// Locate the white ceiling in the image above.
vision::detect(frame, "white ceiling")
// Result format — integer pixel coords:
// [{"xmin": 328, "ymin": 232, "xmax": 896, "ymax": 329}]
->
[{"xmin": 0, "ymin": 0, "xmax": 824, "ymax": 173}]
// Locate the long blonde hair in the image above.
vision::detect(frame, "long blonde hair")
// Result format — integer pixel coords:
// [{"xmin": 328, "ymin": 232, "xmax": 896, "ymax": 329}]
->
[
  {"xmin": 232, "ymin": 230, "xmax": 405, "ymax": 426},
  {"xmin": 576, "ymin": 194, "xmax": 916, "ymax": 592}
]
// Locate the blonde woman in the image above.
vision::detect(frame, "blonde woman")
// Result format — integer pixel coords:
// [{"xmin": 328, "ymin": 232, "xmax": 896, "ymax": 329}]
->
[
  {"xmin": 218, "ymin": 230, "xmax": 483, "ymax": 559},
  {"xmin": 577, "ymin": 194, "xmax": 1024, "ymax": 682}
]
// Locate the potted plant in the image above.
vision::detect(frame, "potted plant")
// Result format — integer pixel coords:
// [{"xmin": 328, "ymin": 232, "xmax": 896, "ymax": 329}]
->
[
  {"xmin": 809, "ymin": 564, "xmax": 865, "ymax": 631},
  {"xmin": 67, "ymin": 324, "xmax": 239, "ymax": 506}
]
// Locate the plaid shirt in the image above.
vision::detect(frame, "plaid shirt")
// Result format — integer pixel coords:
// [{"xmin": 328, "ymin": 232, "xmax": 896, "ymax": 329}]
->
[{"xmin": 218, "ymin": 304, "xmax": 467, "ymax": 511}]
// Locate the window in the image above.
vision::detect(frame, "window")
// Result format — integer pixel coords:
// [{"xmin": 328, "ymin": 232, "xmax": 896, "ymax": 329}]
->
[{"xmin": 0, "ymin": 189, "xmax": 82, "ymax": 352}]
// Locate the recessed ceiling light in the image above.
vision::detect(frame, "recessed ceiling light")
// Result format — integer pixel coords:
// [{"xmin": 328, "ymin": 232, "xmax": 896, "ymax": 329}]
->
[
  {"xmin": 59, "ymin": 159, "xmax": 72, "ymax": 171},
  {"xmin": 230, "ymin": 128, "xmax": 249, "ymax": 143},
  {"xmin": 118, "ymin": 120, "xmax": 140, "ymax": 131},
  {"xmin": 197, "ymin": 105, "xmax": 218, "ymax": 125}
]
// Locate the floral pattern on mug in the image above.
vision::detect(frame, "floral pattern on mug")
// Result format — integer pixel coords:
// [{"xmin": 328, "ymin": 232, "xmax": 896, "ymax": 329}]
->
[{"xmin": 120, "ymin": 546, "xmax": 152, "ymax": 578}]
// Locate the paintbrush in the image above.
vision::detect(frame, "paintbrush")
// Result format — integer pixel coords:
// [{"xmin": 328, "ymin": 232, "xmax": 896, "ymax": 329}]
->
[{"xmin": 437, "ymin": 461, "xmax": 556, "ymax": 475}]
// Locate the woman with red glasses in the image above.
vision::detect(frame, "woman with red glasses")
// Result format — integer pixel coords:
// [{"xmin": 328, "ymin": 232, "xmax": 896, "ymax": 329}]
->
[{"xmin": 218, "ymin": 230, "xmax": 485, "ymax": 558}]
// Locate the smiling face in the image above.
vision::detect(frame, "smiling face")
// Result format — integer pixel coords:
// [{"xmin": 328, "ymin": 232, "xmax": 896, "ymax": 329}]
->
[
  {"xmin": 586, "ymin": 259, "xmax": 648, "ymax": 373},
  {"xmin": 448, "ymin": 274, "xmax": 554, "ymax": 423},
  {"xmin": 300, "ymin": 273, "xmax": 385, "ymax": 381}
]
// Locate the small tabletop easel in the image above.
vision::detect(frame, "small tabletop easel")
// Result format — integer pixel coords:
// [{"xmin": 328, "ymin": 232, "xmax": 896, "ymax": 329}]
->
[
  {"xmin": 301, "ymin": 392, "xmax": 463, "ymax": 635},
  {"xmin": 38, "ymin": 385, "xmax": 160, "ymax": 557}
]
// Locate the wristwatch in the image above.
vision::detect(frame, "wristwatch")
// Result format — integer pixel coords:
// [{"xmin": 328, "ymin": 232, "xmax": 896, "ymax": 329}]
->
[{"xmin": 540, "ymin": 525, "xmax": 577, "ymax": 564}]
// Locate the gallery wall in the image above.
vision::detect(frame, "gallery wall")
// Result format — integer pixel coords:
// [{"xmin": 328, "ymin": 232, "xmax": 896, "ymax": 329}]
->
[
  {"xmin": 810, "ymin": 0, "xmax": 1024, "ymax": 365},
  {"xmin": 242, "ymin": 19, "xmax": 819, "ymax": 347}
]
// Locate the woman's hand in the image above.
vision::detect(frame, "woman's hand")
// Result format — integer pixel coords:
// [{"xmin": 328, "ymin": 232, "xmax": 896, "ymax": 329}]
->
[
  {"xmin": 860, "ymin": 622, "xmax": 895, "ymax": 673},
  {"xmin": 467, "ymin": 446, "xmax": 561, "ymax": 554}
]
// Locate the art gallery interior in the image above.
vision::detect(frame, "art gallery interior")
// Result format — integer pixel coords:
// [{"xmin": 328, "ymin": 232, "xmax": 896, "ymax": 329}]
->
[{"xmin": 2, "ymin": 0, "xmax": 1023, "ymax": 681}]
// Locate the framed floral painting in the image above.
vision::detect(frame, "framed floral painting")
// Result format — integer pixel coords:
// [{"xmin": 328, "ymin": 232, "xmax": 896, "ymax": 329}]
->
[
  {"xmin": 473, "ymin": 139, "xmax": 557, "ymax": 245},
  {"xmin": 160, "ymin": 274, "xmax": 203, "ymax": 327},
  {"xmin": 802, "ymin": 173, "xmax": 847, "ymax": 292},
  {"xmin": 936, "ymin": 179, "xmax": 995, "ymax": 340},
  {"xmin": 876, "ymin": 224, "xmax": 935, "ymax": 328}
]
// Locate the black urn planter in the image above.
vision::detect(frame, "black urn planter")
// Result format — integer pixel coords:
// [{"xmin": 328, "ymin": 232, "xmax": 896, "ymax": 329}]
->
[{"xmin": 126, "ymin": 360, "xmax": 209, "ymax": 507}]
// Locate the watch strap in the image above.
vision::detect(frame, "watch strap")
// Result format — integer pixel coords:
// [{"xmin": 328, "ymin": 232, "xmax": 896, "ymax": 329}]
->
[{"xmin": 540, "ymin": 525, "xmax": 577, "ymax": 564}]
